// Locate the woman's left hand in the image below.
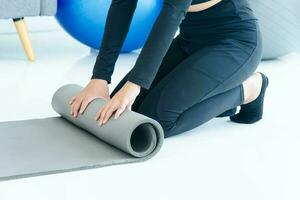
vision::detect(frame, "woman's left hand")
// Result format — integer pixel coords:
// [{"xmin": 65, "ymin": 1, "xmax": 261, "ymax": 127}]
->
[{"xmin": 95, "ymin": 81, "xmax": 141, "ymax": 126}]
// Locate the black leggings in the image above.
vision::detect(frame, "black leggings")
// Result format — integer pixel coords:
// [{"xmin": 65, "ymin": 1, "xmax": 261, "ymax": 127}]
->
[{"xmin": 111, "ymin": 19, "xmax": 263, "ymax": 138}]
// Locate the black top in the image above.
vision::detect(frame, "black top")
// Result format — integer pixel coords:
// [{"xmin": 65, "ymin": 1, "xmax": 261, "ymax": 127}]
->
[
  {"xmin": 92, "ymin": 0, "xmax": 255, "ymax": 89},
  {"xmin": 92, "ymin": 0, "xmax": 193, "ymax": 89}
]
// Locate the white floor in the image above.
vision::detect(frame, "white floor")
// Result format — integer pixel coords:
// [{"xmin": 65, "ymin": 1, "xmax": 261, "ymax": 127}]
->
[{"xmin": 0, "ymin": 18, "xmax": 300, "ymax": 200}]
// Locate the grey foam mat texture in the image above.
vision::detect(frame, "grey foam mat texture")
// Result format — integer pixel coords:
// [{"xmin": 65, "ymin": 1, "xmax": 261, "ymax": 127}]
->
[{"xmin": 0, "ymin": 84, "xmax": 164, "ymax": 181}]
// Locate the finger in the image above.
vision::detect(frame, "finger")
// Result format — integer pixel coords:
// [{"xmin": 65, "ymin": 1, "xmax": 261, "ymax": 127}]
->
[
  {"xmin": 79, "ymin": 99, "xmax": 92, "ymax": 114},
  {"xmin": 114, "ymin": 106, "xmax": 125, "ymax": 119},
  {"xmin": 102, "ymin": 108, "xmax": 115, "ymax": 124},
  {"xmin": 69, "ymin": 96, "xmax": 77, "ymax": 105},
  {"xmin": 127, "ymin": 100, "xmax": 134, "ymax": 111},
  {"xmin": 102, "ymin": 104, "xmax": 119, "ymax": 124},
  {"xmin": 95, "ymin": 106, "xmax": 105, "ymax": 121},
  {"xmin": 98, "ymin": 104, "xmax": 111, "ymax": 125},
  {"xmin": 70, "ymin": 97, "xmax": 77, "ymax": 115},
  {"xmin": 93, "ymin": 96, "xmax": 110, "ymax": 121},
  {"xmin": 71, "ymin": 99, "xmax": 78, "ymax": 115},
  {"xmin": 72, "ymin": 100, "xmax": 83, "ymax": 118}
]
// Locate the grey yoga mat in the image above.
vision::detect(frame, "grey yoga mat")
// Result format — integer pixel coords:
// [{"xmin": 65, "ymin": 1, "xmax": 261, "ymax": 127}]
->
[{"xmin": 0, "ymin": 84, "xmax": 164, "ymax": 181}]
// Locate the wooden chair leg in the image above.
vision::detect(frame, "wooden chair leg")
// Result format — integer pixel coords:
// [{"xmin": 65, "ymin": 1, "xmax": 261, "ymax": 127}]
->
[{"xmin": 13, "ymin": 18, "xmax": 35, "ymax": 61}]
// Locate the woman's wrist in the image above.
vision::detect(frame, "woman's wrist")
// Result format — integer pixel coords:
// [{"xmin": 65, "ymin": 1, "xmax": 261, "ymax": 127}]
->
[
  {"xmin": 126, "ymin": 81, "xmax": 141, "ymax": 90},
  {"xmin": 91, "ymin": 79, "xmax": 108, "ymax": 85}
]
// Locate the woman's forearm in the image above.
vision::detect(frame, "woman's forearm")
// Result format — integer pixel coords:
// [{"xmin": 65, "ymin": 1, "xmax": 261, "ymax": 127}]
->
[
  {"xmin": 127, "ymin": 0, "xmax": 193, "ymax": 90},
  {"xmin": 92, "ymin": 0, "xmax": 138, "ymax": 83}
]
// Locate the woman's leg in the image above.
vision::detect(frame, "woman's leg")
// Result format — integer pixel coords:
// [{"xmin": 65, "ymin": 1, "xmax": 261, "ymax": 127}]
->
[
  {"xmin": 110, "ymin": 36, "xmax": 189, "ymax": 110},
  {"xmin": 230, "ymin": 72, "xmax": 269, "ymax": 124},
  {"xmin": 136, "ymin": 36, "xmax": 262, "ymax": 138}
]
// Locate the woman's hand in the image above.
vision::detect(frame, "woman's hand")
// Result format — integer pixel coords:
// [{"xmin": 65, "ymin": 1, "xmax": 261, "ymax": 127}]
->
[
  {"xmin": 70, "ymin": 79, "xmax": 110, "ymax": 117},
  {"xmin": 95, "ymin": 81, "xmax": 141, "ymax": 126}
]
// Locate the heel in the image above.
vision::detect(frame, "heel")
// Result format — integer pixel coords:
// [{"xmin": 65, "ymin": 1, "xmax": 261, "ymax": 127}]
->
[{"xmin": 230, "ymin": 72, "xmax": 269, "ymax": 124}]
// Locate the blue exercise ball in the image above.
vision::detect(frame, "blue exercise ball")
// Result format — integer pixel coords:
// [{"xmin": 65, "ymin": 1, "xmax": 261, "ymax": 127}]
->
[{"xmin": 56, "ymin": 0, "xmax": 163, "ymax": 52}]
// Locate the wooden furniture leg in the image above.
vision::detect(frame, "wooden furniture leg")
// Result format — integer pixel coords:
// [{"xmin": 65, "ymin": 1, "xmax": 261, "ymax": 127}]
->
[{"xmin": 13, "ymin": 18, "xmax": 35, "ymax": 61}]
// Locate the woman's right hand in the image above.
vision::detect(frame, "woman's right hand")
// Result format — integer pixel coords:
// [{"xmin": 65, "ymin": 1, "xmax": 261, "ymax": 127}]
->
[{"xmin": 69, "ymin": 79, "xmax": 111, "ymax": 118}]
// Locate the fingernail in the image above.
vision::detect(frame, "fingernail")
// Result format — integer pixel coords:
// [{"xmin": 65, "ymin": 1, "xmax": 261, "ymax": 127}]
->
[{"xmin": 98, "ymin": 122, "xmax": 102, "ymax": 126}]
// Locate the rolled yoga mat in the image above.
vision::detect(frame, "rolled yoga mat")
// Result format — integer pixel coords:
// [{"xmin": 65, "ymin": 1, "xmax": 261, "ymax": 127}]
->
[{"xmin": 0, "ymin": 84, "xmax": 164, "ymax": 181}]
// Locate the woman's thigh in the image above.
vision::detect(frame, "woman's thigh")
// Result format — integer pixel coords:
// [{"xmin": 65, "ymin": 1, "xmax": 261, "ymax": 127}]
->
[{"xmin": 137, "ymin": 37, "xmax": 262, "ymax": 136}]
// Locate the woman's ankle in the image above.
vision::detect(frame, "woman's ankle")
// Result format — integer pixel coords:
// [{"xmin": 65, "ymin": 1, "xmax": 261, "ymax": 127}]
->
[{"xmin": 242, "ymin": 72, "xmax": 263, "ymax": 104}]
